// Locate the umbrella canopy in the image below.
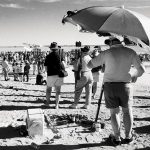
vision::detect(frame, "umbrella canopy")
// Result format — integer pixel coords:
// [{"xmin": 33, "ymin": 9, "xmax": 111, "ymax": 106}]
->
[{"xmin": 62, "ymin": 6, "xmax": 150, "ymax": 45}]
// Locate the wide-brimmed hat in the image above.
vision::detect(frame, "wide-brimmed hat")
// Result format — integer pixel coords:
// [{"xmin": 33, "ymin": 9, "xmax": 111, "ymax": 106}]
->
[
  {"xmin": 49, "ymin": 42, "xmax": 59, "ymax": 50},
  {"xmin": 81, "ymin": 46, "xmax": 90, "ymax": 52}
]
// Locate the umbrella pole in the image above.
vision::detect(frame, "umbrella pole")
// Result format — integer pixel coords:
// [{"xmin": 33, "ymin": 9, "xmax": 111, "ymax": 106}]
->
[{"xmin": 95, "ymin": 83, "xmax": 104, "ymax": 122}]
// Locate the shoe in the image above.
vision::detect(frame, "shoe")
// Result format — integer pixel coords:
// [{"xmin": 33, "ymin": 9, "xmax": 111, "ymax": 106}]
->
[
  {"xmin": 44, "ymin": 101, "xmax": 50, "ymax": 106},
  {"xmin": 92, "ymin": 95, "xmax": 95, "ymax": 99},
  {"xmin": 124, "ymin": 136, "xmax": 133, "ymax": 144},
  {"xmin": 82, "ymin": 104, "xmax": 90, "ymax": 109},
  {"xmin": 69, "ymin": 104, "xmax": 78, "ymax": 109},
  {"xmin": 109, "ymin": 134, "xmax": 121, "ymax": 146},
  {"xmin": 5, "ymin": 78, "xmax": 10, "ymax": 81},
  {"xmin": 55, "ymin": 105, "xmax": 59, "ymax": 109}
]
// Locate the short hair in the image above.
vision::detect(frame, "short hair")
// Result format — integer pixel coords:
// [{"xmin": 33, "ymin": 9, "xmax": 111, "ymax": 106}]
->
[
  {"xmin": 104, "ymin": 39, "xmax": 111, "ymax": 45},
  {"xmin": 81, "ymin": 46, "xmax": 90, "ymax": 52},
  {"xmin": 124, "ymin": 37, "xmax": 133, "ymax": 45},
  {"xmin": 110, "ymin": 38, "xmax": 121, "ymax": 45}
]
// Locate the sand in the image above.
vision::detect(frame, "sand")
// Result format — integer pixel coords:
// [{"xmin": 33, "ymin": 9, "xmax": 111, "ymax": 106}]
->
[{"xmin": 0, "ymin": 65, "xmax": 150, "ymax": 150}]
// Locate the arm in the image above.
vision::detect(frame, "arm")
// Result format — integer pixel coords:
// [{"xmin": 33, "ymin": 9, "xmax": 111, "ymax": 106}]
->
[
  {"xmin": 45, "ymin": 66, "xmax": 47, "ymax": 72},
  {"xmin": 131, "ymin": 53, "xmax": 145, "ymax": 82},
  {"xmin": 87, "ymin": 52, "xmax": 104, "ymax": 69},
  {"xmin": 131, "ymin": 65, "xmax": 145, "ymax": 83},
  {"xmin": 87, "ymin": 61, "xmax": 95, "ymax": 69}
]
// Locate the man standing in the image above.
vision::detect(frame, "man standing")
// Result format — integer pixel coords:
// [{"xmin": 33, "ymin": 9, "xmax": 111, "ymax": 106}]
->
[
  {"xmin": 88, "ymin": 38, "xmax": 145, "ymax": 146},
  {"xmin": 1, "ymin": 57, "xmax": 10, "ymax": 81},
  {"xmin": 44, "ymin": 42, "xmax": 64, "ymax": 109},
  {"xmin": 23, "ymin": 60, "xmax": 30, "ymax": 82},
  {"xmin": 70, "ymin": 46, "xmax": 93, "ymax": 109}
]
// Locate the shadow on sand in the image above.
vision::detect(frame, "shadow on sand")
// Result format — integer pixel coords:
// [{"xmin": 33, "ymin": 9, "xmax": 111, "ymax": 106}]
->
[
  {"xmin": 134, "ymin": 96, "xmax": 150, "ymax": 100},
  {"xmin": 0, "ymin": 142, "xmax": 113, "ymax": 150},
  {"xmin": 134, "ymin": 117, "xmax": 150, "ymax": 122},
  {"xmin": 134, "ymin": 124, "xmax": 150, "ymax": 134},
  {"xmin": 0, "ymin": 126, "xmax": 21, "ymax": 139}
]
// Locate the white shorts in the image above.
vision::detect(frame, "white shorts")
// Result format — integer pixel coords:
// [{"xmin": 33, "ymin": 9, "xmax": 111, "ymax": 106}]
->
[{"xmin": 47, "ymin": 75, "xmax": 64, "ymax": 87}]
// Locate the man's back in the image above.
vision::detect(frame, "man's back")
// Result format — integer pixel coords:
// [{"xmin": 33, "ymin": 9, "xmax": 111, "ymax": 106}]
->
[
  {"xmin": 105, "ymin": 45, "xmax": 138, "ymax": 82},
  {"xmin": 44, "ymin": 51, "xmax": 61, "ymax": 76},
  {"xmin": 91, "ymin": 44, "xmax": 142, "ymax": 82}
]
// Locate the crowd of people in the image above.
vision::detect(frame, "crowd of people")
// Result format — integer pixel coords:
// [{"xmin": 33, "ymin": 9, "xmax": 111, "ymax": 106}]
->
[
  {"xmin": 0, "ymin": 37, "xmax": 146, "ymax": 146},
  {"xmin": 43, "ymin": 38, "xmax": 145, "ymax": 146}
]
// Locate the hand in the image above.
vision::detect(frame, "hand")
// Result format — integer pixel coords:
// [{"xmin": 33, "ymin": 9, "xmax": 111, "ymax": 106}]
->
[{"xmin": 131, "ymin": 75, "xmax": 137, "ymax": 83}]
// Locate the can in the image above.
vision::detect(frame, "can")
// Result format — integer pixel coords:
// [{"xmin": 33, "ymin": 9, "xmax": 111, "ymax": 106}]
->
[
  {"xmin": 94, "ymin": 123, "xmax": 101, "ymax": 132},
  {"xmin": 72, "ymin": 116, "xmax": 75, "ymax": 123}
]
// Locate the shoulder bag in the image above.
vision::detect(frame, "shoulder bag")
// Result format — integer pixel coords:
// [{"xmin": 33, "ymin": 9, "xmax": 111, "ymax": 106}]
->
[{"xmin": 58, "ymin": 50, "xmax": 68, "ymax": 78}]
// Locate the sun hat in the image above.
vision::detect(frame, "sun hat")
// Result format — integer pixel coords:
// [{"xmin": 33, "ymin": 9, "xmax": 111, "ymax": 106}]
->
[
  {"xmin": 81, "ymin": 46, "xmax": 90, "ymax": 52},
  {"xmin": 49, "ymin": 42, "xmax": 59, "ymax": 50}
]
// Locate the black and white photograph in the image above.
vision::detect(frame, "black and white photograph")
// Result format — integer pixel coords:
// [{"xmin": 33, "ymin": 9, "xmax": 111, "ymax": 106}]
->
[{"xmin": 0, "ymin": 0, "xmax": 150, "ymax": 149}]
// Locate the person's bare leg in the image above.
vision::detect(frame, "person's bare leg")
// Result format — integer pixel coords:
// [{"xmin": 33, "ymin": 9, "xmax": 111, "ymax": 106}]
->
[
  {"xmin": 85, "ymin": 82, "xmax": 92, "ymax": 106},
  {"xmin": 110, "ymin": 107, "xmax": 121, "ymax": 140},
  {"xmin": 46, "ymin": 86, "xmax": 52, "ymax": 104},
  {"xmin": 55, "ymin": 86, "xmax": 61, "ymax": 109},
  {"xmin": 92, "ymin": 82, "xmax": 97, "ymax": 98},
  {"xmin": 122, "ymin": 107, "xmax": 133, "ymax": 139}
]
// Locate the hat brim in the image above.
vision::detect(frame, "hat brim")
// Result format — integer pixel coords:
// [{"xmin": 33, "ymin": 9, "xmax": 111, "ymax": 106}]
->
[
  {"xmin": 50, "ymin": 47, "xmax": 59, "ymax": 49},
  {"xmin": 81, "ymin": 49, "xmax": 90, "ymax": 53}
]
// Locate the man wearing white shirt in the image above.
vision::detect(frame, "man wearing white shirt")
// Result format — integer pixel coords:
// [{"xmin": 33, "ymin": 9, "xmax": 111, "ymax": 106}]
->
[
  {"xmin": 70, "ymin": 46, "xmax": 93, "ymax": 109},
  {"xmin": 88, "ymin": 38, "xmax": 145, "ymax": 146}
]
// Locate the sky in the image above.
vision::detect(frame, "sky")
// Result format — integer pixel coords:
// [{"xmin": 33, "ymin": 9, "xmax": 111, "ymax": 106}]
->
[{"xmin": 0, "ymin": 0, "xmax": 150, "ymax": 46}]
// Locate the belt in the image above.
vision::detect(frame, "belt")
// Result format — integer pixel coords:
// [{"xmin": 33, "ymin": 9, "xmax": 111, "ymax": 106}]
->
[
  {"xmin": 81, "ymin": 70, "xmax": 91, "ymax": 73},
  {"xmin": 104, "ymin": 82, "xmax": 130, "ymax": 84}
]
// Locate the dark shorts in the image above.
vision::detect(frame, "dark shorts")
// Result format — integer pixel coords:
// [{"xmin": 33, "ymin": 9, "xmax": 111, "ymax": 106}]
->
[
  {"xmin": 18, "ymin": 73, "xmax": 24, "ymax": 75},
  {"xmin": 104, "ymin": 82, "xmax": 133, "ymax": 109}
]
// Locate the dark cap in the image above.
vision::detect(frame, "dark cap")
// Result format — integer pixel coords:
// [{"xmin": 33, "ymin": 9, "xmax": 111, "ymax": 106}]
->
[
  {"xmin": 110, "ymin": 37, "xmax": 121, "ymax": 45},
  {"xmin": 81, "ymin": 46, "xmax": 90, "ymax": 52},
  {"xmin": 104, "ymin": 39, "xmax": 111, "ymax": 45},
  {"xmin": 124, "ymin": 37, "xmax": 133, "ymax": 45},
  {"xmin": 49, "ymin": 42, "xmax": 59, "ymax": 50}
]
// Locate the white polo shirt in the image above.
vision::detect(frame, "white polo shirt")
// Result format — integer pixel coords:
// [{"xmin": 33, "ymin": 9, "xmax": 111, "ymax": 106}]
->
[
  {"xmin": 81, "ymin": 54, "xmax": 92, "ymax": 72},
  {"xmin": 91, "ymin": 44, "xmax": 142, "ymax": 82}
]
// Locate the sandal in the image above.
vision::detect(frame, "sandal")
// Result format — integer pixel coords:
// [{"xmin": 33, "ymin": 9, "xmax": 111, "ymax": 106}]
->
[
  {"xmin": 109, "ymin": 134, "xmax": 121, "ymax": 146},
  {"xmin": 69, "ymin": 104, "xmax": 78, "ymax": 109},
  {"xmin": 44, "ymin": 101, "xmax": 50, "ymax": 106},
  {"xmin": 82, "ymin": 104, "xmax": 90, "ymax": 109},
  {"xmin": 124, "ymin": 136, "xmax": 133, "ymax": 144}
]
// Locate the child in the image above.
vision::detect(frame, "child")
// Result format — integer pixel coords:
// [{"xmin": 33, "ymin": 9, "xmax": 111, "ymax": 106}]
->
[{"xmin": 36, "ymin": 70, "xmax": 46, "ymax": 85}]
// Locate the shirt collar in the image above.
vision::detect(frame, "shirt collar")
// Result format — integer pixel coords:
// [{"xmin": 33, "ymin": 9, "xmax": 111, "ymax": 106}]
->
[{"xmin": 111, "ymin": 44, "xmax": 123, "ymax": 48}]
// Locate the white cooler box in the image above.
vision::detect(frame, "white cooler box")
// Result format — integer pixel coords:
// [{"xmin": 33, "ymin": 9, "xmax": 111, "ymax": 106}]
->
[{"xmin": 26, "ymin": 108, "xmax": 45, "ymax": 138}]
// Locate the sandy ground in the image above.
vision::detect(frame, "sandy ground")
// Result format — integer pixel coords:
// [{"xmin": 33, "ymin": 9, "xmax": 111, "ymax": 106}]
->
[{"xmin": 0, "ymin": 65, "xmax": 150, "ymax": 150}]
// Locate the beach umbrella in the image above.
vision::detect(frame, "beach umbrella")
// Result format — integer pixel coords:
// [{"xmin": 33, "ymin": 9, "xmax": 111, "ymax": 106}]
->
[{"xmin": 62, "ymin": 6, "xmax": 150, "ymax": 45}]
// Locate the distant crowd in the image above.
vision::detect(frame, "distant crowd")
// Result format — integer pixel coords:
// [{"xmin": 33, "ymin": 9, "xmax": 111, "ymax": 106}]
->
[
  {"xmin": 0, "ymin": 45, "xmax": 149, "ymax": 83},
  {"xmin": 0, "ymin": 38, "xmax": 148, "ymax": 146}
]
